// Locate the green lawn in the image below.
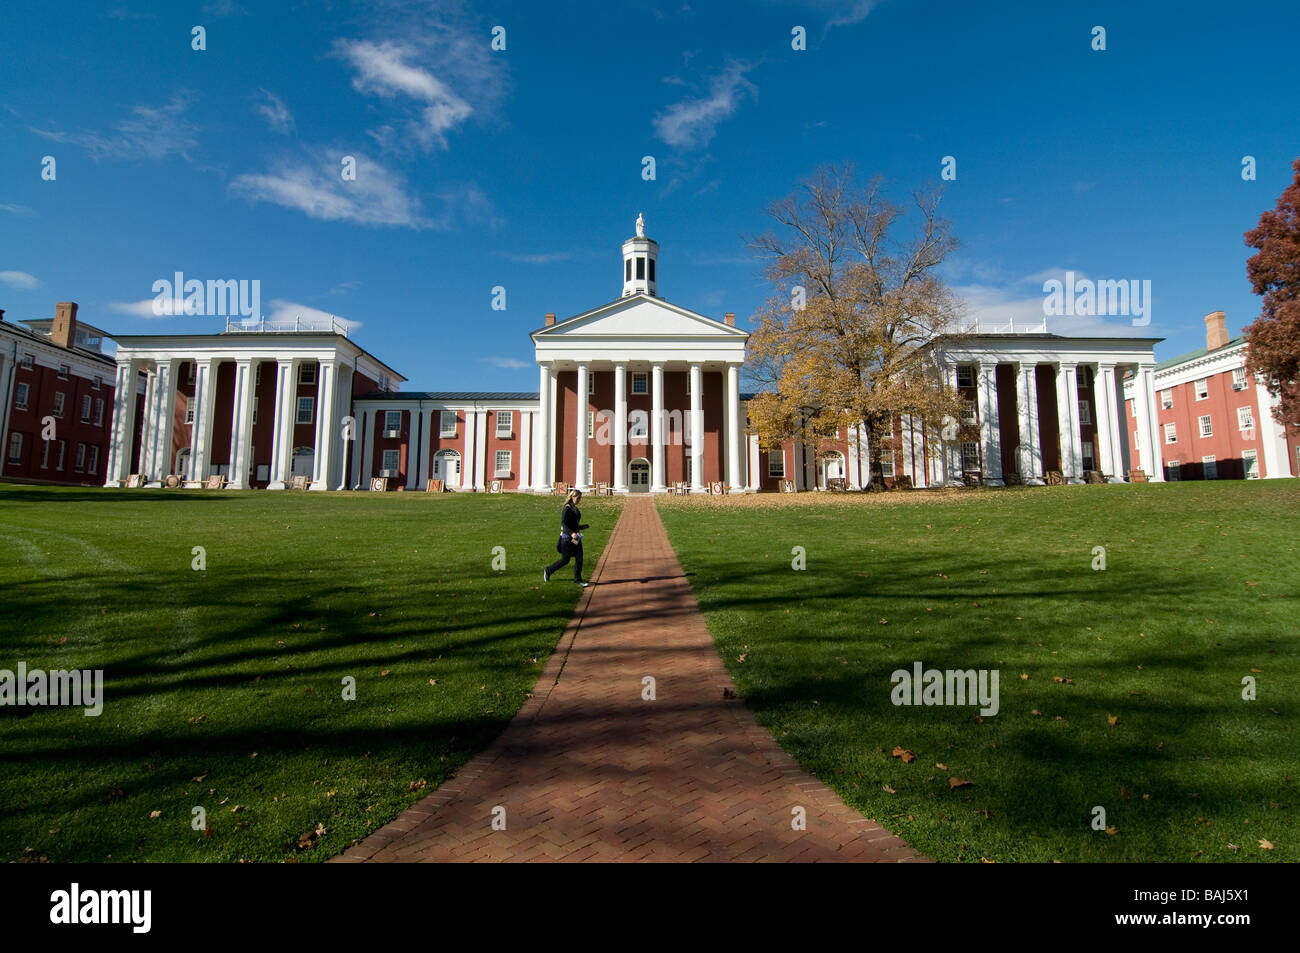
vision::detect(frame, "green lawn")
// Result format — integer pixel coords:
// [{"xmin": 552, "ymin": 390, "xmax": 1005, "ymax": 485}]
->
[
  {"xmin": 0, "ymin": 484, "xmax": 621, "ymax": 862},
  {"xmin": 657, "ymin": 482, "xmax": 1300, "ymax": 862}
]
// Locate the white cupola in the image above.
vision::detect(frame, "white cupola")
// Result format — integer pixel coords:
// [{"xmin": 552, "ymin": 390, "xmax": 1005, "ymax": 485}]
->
[{"xmin": 621, "ymin": 212, "xmax": 659, "ymax": 297}]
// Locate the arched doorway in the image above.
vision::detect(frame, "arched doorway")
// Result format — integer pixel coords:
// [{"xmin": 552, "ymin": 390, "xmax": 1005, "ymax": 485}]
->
[
  {"xmin": 817, "ymin": 451, "xmax": 845, "ymax": 489},
  {"xmin": 291, "ymin": 447, "xmax": 314, "ymax": 481},
  {"xmin": 628, "ymin": 457, "xmax": 650, "ymax": 493},
  {"xmin": 433, "ymin": 449, "xmax": 462, "ymax": 489}
]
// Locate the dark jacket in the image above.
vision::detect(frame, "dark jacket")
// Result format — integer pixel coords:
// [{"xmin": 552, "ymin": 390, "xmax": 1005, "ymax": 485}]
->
[{"xmin": 560, "ymin": 502, "xmax": 589, "ymax": 540}]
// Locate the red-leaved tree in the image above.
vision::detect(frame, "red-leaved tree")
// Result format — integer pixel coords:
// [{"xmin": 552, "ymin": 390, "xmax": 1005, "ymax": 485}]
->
[{"xmin": 1244, "ymin": 157, "xmax": 1300, "ymax": 427}]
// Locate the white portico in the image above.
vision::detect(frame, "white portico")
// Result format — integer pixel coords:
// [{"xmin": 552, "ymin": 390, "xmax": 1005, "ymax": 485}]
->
[{"xmin": 530, "ymin": 216, "xmax": 749, "ymax": 494}]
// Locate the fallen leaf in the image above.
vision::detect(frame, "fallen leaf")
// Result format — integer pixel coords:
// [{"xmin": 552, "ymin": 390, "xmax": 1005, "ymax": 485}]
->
[
  {"xmin": 149, "ymin": 811, "xmax": 161, "ymax": 820},
  {"xmin": 882, "ymin": 784, "xmax": 896, "ymax": 794},
  {"xmin": 408, "ymin": 779, "xmax": 426, "ymax": 792},
  {"xmin": 1107, "ymin": 714, "xmax": 1119, "ymax": 726},
  {"xmin": 935, "ymin": 763, "xmax": 947, "ymax": 771},
  {"xmin": 948, "ymin": 777, "xmax": 972, "ymax": 789},
  {"xmin": 891, "ymin": 746, "xmax": 916, "ymax": 763},
  {"xmin": 1105, "ymin": 826, "xmax": 1118, "ymax": 835},
  {"xmin": 1259, "ymin": 839, "xmax": 1275, "ymax": 850}
]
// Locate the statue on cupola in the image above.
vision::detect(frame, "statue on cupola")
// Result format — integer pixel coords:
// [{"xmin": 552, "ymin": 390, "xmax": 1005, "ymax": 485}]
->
[{"xmin": 635, "ymin": 213, "xmax": 645, "ymax": 237}]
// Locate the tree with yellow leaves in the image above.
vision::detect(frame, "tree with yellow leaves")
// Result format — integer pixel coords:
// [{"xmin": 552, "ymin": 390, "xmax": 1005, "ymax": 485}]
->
[{"xmin": 746, "ymin": 164, "xmax": 966, "ymax": 488}]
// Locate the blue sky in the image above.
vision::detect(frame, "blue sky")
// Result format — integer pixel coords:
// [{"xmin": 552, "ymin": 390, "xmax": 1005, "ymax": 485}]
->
[{"xmin": 2, "ymin": 0, "xmax": 1297, "ymax": 389}]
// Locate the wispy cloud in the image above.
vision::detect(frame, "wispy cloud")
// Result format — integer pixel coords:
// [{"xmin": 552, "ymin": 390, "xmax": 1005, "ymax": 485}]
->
[
  {"xmin": 329, "ymin": 280, "xmax": 362, "ymax": 295},
  {"xmin": 480, "ymin": 355, "xmax": 531, "ymax": 370},
  {"xmin": 230, "ymin": 150, "xmax": 426, "ymax": 228},
  {"xmin": 825, "ymin": 0, "xmax": 886, "ymax": 31},
  {"xmin": 260, "ymin": 299, "xmax": 361, "ymax": 333},
  {"xmin": 0, "ymin": 203, "xmax": 33, "ymax": 216},
  {"xmin": 653, "ymin": 60, "xmax": 757, "ymax": 149},
  {"xmin": 31, "ymin": 93, "xmax": 200, "ymax": 163},
  {"xmin": 255, "ymin": 89, "xmax": 294, "ymax": 134},
  {"xmin": 108, "ymin": 298, "xmax": 167, "ymax": 318},
  {"xmin": 492, "ymin": 250, "xmax": 576, "ymax": 265},
  {"xmin": 202, "ymin": 0, "xmax": 248, "ymax": 16},
  {"xmin": 0, "ymin": 270, "xmax": 41, "ymax": 290}
]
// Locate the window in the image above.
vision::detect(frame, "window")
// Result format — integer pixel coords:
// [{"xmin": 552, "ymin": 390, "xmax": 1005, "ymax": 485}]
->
[
  {"xmin": 1160, "ymin": 389, "xmax": 1172, "ymax": 409},
  {"xmin": 1082, "ymin": 441, "xmax": 1095, "ymax": 469},
  {"xmin": 882, "ymin": 450, "xmax": 896, "ymax": 477},
  {"xmin": 296, "ymin": 396, "xmax": 314, "ymax": 424},
  {"xmin": 1202, "ymin": 455, "xmax": 1217, "ymax": 480},
  {"xmin": 80, "ymin": 395, "xmax": 92, "ymax": 422},
  {"xmin": 1232, "ymin": 367, "xmax": 1248, "ymax": 391},
  {"xmin": 7, "ymin": 432, "xmax": 22, "ymax": 464},
  {"xmin": 587, "ymin": 373, "xmax": 596, "ymax": 396},
  {"xmin": 440, "ymin": 411, "xmax": 457, "ymax": 437},
  {"xmin": 1195, "ymin": 378, "xmax": 1209, "ymax": 401},
  {"xmin": 14, "ymin": 383, "xmax": 29, "ymax": 410},
  {"xmin": 685, "ymin": 373, "xmax": 692, "ymax": 397},
  {"xmin": 255, "ymin": 364, "xmax": 262, "ymax": 386},
  {"xmin": 40, "ymin": 439, "xmax": 50, "ymax": 469},
  {"xmin": 93, "ymin": 398, "xmax": 104, "ymax": 427},
  {"xmin": 956, "ymin": 365, "xmax": 974, "ymax": 388},
  {"xmin": 636, "ymin": 256, "xmax": 645, "ymax": 280},
  {"xmin": 58, "ymin": 364, "xmax": 70, "ymax": 380},
  {"xmin": 629, "ymin": 411, "xmax": 648, "ymax": 439},
  {"xmin": 187, "ymin": 363, "xmax": 196, "ymax": 385},
  {"xmin": 960, "ymin": 399, "xmax": 977, "ymax": 423},
  {"xmin": 1167, "ymin": 460, "xmax": 1181, "ymax": 481},
  {"xmin": 496, "ymin": 410, "xmax": 512, "ymax": 436},
  {"xmin": 495, "ymin": 449, "xmax": 512, "ymax": 476},
  {"xmin": 587, "ymin": 410, "xmax": 594, "ymax": 439},
  {"xmin": 92, "ymin": 375, "xmax": 102, "ymax": 391},
  {"xmin": 767, "ymin": 449, "xmax": 785, "ymax": 477},
  {"xmin": 252, "ymin": 397, "xmax": 259, "ymax": 425},
  {"xmin": 1198, "ymin": 414, "xmax": 1213, "ymax": 437},
  {"xmin": 87, "ymin": 445, "xmax": 99, "ymax": 474},
  {"xmin": 587, "ymin": 457, "xmax": 594, "ymax": 484},
  {"xmin": 74, "ymin": 443, "xmax": 86, "ymax": 473},
  {"xmin": 1078, "ymin": 401, "xmax": 1092, "ymax": 426},
  {"xmin": 20, "ymin": 353, "xmax": 34, "ymax": 370},
  {"xmin": 299, "ymin": 363, "xmax": 316, "ymax": 385},
  {"xmin": 632, "ymin": 372, "xmax": 647, "ymax": 395},
  {"xmin": 1129, "ymin": 399, "xmax": 1136, "ymax": 417},
  {"xmin": 1237, "ymin": 406, "xmax": 1254, "ymax": 430},
  {"xmin": 55, "ymin": 440, "xmax": 65, "ymax": 470},
  {"xmin": 649, "ymin": 259, "xmax": 656, "ymax": 282},
  {"xmin": 52, "ymin": 392, "xmax": 66, "ymax": 418},
  {"xmin": 382, "ymin": 449, "xmax": 400, "ymax": 472},
  {"xmin": 1164, "ymin": 422, "xmax": 1177, "ymax": 444},
  {"xmin": 625, "ymin": 259, "xmax": 631, "ymax": 282},
  {"xmin": 1243, "ymin": 449, "xmax": 1259, "ymax": 480},
  {"xmin": 385, "ymin": 410, "xmax": 402, "ymax": 432},
  {"xmin": 185, "ymin": 397, "xmax": 195, "ymax": 425}
]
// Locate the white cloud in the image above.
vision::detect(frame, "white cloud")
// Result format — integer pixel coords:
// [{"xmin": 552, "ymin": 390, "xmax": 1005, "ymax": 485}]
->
[
  {"xmin": 825, "ymin": 0, "xmax": 885, "ymax": 30},
  {"xmin": 953, "ymin": 266, "xmax": 1157, "ymax": 337},
  {"xmin": 0, "ymin": 203, "xmax": 32, "ymax": 216},
  {"xmin": 653, "ymin": 61, "xmax": 757, "ymax": 149},
  {"xmin": 259, "ymin": 299, "xmax": 362, "ymax": 333},
  {"xmin": 31, "ymin": 93, "xmax": 200, "ymax": 163},
  {"xmin": 230, "ymin": 150, "xmax": 426, "ymax": 228},
  {"xmin": 256, "ymin": 89, "xmax": 294, "ymax": 134},
  {"xmin": 0, "ymin": 270, "xmax": 41, "ymax": 290},
  {"xmin": 481, "ymin": 356, "xmax": 531, "ymax": 370},
  {"xmin": 108, "ymin": 298, "xmax": 169, "ymax": 318},
  {"xmin": 492, "ymin": 251, "xmax": 576, "ymax": 265}
]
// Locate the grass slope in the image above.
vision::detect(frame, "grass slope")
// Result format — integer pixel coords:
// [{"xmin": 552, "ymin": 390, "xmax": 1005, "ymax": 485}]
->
[
  {"xmin": 0, "ymin": 485, "xmax": 621, "ymax": 862},
  {"xmin": 657, "ymin": 482, "xmax": 1299, "ymax": 862}
]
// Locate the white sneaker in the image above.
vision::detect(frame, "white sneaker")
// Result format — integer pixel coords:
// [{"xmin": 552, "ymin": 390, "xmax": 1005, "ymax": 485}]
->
[{"xmin": 543, "ymin": 568, "xmax": 551, "ymax": 583}]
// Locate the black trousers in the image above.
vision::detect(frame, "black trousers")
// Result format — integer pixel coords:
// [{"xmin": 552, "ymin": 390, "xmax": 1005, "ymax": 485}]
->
[{"xmin": 546, "ymin": 540, "xmax": 583, "ymax": 581}]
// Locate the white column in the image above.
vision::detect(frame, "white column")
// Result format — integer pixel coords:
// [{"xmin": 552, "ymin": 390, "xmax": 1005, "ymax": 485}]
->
[
  {"xmin": 689, "ymin": 363, "xmax": 704, "ymax": 491},
  {"xmin": 145, "ymin": 359, "xmax": 179, "ymax": 482},
  {"xmin": 1134, "ymin": 364, "xmax": 1163, "ymax": 481},
  {"xmin": 404, "ymin": 410, "xmax": 420, "ymax": 490},
  {"xmin": 137, "ymin": 365, "xmax": 159, "ymax": 481},
  {"xmin": 473, "ymin": 410, "xmax": 488, "ymax": 490},
  {"xmin": 416, "ymin": 406, "xmax": 434, "ymax": 487},
  {"xmin": 332, "ymin": 365, "xmax": 352, "ymax": 490},
  {"xmin": 227, "ymin": 359, "xmax": 256, "ymax": 489},
  {"xmin": 575, "ymin": 362, "xmax": 589, "ymax": 490},
  {"xmin": 944, "ymin": 365, "xmax": 964, "ymax": 485},
  {"xmin": 1056, "ymin": 362, "xmax": 1084, "ymax": 483},
  {"xmin": 613, "ymin": 363, "xmax": 628, "ymax": 492},
  {"xmin": 310, "ymin": 360, "xmax": 337, "ymax": 491},
  {"xmin": 463, "ymin": 407, "xmax": 477, "ymax": 492},
  {"xmin": 725, "ymin": 364, "xmax": 741, "ymax": 490},
  {"xmin": 978, "ymin": 361, "xmax": 1004, "ymax": 485},
  {"xmin": 1016, "ymin": 363, "xmax": 1044, "ymax": 484},
  {"xmin": 267, "ymin": 359, "xmax": 294, "ymax": 488},
  {"xmin": 533, "ymin": 363, "xmax": 552, "ymax": 491},
  {"xmin": 518, "ymin": 409, "xmax": 531, "ymax": 491},
  {"xmin": 1255, "ymin": 379, "xmax": 1293, "ymax": 477},
  {"xmin": 1094, "ymin": 363, "xmax": 1123, "ymax": 482},
  {"xmin": 748, "ymin": 433, "xmax": 761, "ymax": 491},
  {"xmin": 650, "ymin": 362, "xmax": 666, "ymax": 491},
  {"xmin": 105, "ymin": 360, "xmax": 138, "ymax": 486},
  {"xmin": 359, "ymin": 408, "xmax": 376, "ymax": 486},
  {"xmin": 189, "ymin": 359, "xmax": 218, "ymax": 482}
]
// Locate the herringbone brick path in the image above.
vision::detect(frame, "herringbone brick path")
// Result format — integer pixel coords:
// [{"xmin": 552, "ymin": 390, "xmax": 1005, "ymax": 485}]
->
[{"xmin": 334, "ymin": 496, "xmax": 923, "ymax": 862}]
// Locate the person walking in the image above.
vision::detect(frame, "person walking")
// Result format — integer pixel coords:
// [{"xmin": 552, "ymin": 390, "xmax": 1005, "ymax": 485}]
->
[{"xmin": 544, "ymin": 488, "xmax": 590, "ymax": 586}]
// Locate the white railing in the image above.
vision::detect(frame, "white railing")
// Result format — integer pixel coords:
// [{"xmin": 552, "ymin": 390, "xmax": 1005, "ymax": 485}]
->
[
  {"xmin": 224, "ymin": 315, "xmax": 351, "ymax": 337},
  {"xmin": 959, "ymin": 317, "xmax": 1048, "ymax": 334}
]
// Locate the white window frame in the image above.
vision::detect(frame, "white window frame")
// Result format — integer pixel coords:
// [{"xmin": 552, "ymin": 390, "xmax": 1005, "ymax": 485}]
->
[
  {"xmin": 1202, "ymin": 455, "xmax": 1217, "ymax": 480},
  {"xmin": 587, "ymin": 410, "xmax": 594, "ymax": 439},
  {"xmin": 495, "ymin": 449, "xmax": 512, "ymax": 477},
  {"xmin": 1195, "ymin": 378, "xmax": 1209, "ymax": 401},
  {"xmin": 1242, "ymin": 449, "xmax": 1259, "ymax": 480},
  {"xmin": 1078, "ymin": 401, "xmax": 1092, "ymax": 426},
  {"xmin": 440, "ymin": 411, "xmax": 457, "ymax": 437},
  {"xmin": 14, "ymin": 382, "xmax": 29, "ymax": 410},
  {"xmin": 1167, "ymin": 460, "xmax": 1181, "ymax": 481},
  {"xmin": 19, "ymin": 353, "xmax": 34, "ymax": 370},
  {"xmin": 1160, "ymin": 388, "xmax": 1173, "ymax": 409},
  {"xmin": 767, "ymin": 449, "xmax": 785, "ymax": 478},
  {"xmin": 255, "ymin": 364, "xmax": 262, "ymax": 386},
  {"xmin": 296, "ymin": 396, "xmax": 314, "ymax": 425},
  {"xmin": 384, "ymin": 410, "xmax": 402, "ymax": 432},
  {"xmin": 1237, "ymin": 406, "xmax": 1254, "ymax": 431},
  {"xmin": 1232, "ymin": 367, "xmax": 1248, "ymax": 391},
  {"xmin": 882, "ymin": 450, "xmax": 896, "ymax": 477},
  {"xmin": 74, "ymin": 442, "xmax": 86, "ymax": 473},
  {"xmin": 7, "ymin": 432, "xmax": 22, "ymax": 464},
  {"xmin": 80, "ymin": 394, "xmax": 92, "ymax": 422},
  {"xmin": 40, "ymin": 439, "xmax": 51, "ymax": 469},
  {"xmin": 495, "ymin": 410, "xmax": 512, "ymax": 436},
  {"xmin": 93, "ymin": 398, "xmax": 104, "ymax": 427},
  {"xmin": 962, "ymin": 441, "xmax": 981, "ymax": 471},
  {"xmin": 52, "ymin": 392, "xmax": 66, "ymax": 419},
  {"xmin": 87, "ymin": 444, "xmax": 99, "ymax": 475},
  {"xmin": 92, "ymin": 375, "xmax": 102, "ymax": 391},
  {"xmin": 252, "ymin": 397, "xmax": 259, "ymax": 425},
  {"xmin": 631, "ymin": 372, "xmax": 648, "ymax": 395},
  {"xmin": 185, "ymin": 397, "xmax": 195, "ymax": 424},
  {"xmin": 1198, "ymin": 414, "xmax": 1213, "ymax": 438},
  {"xmin": 58, "ymin": 364, "xmax": 70, "ymax": 380},
  {"xmin": 629, "ymin": 411, "xmax": 648, "ymax": 439},
  {"xmin": 956, "ymin": 365, "xmax": 975, "ymax": 388},
  {"xmin": 381, "ymin": 449, "xmax": 400, "ymax": 473},
  {"xmin": 187, "ymin": 363, "xmax": 196, "ymax": 385},
  {"xmin": 587, "ymin": 457, "xmax": 594, "ymax": 484},
  {"xmin": 1164, "ymin": 422, "xmax": 1177, "ymax": 444},
  {"xmin": 587, "ymin": 374, "xmax": 596, "ymax": 396},
  {"xmin": 56, "ymin": 440, "xmax": 65, "ymax": 470},
  {"xmin": 299, "ymin": 363, "xmax": 316, "ymax": 385}
]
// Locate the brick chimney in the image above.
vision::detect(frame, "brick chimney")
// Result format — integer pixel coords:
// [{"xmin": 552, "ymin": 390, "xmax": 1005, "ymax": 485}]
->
[
  {"xmin": 1204, "ymin": 310, "xmax": 1228, "ymax": 351},
  {"xmin": 544, "ymin": 312, "xmax": 556, "ymax": 327},
  {"xmin": 52, "ymin": 302, "xmax": 79, "ymax": 348},
  {"xmin": 724, "ymin": 312, "xmax": 735, "ymax": 327}
]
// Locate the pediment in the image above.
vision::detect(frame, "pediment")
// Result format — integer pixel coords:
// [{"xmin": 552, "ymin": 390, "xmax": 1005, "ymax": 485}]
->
[{"xmin": 533, "ymin": 294, "xmax": 746, "ymax": 341}]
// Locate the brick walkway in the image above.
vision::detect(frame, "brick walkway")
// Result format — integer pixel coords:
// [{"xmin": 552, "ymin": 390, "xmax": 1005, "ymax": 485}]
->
[{"xmin": 334, "ymin": 496, "xmax": 923, "ymax": 863}]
